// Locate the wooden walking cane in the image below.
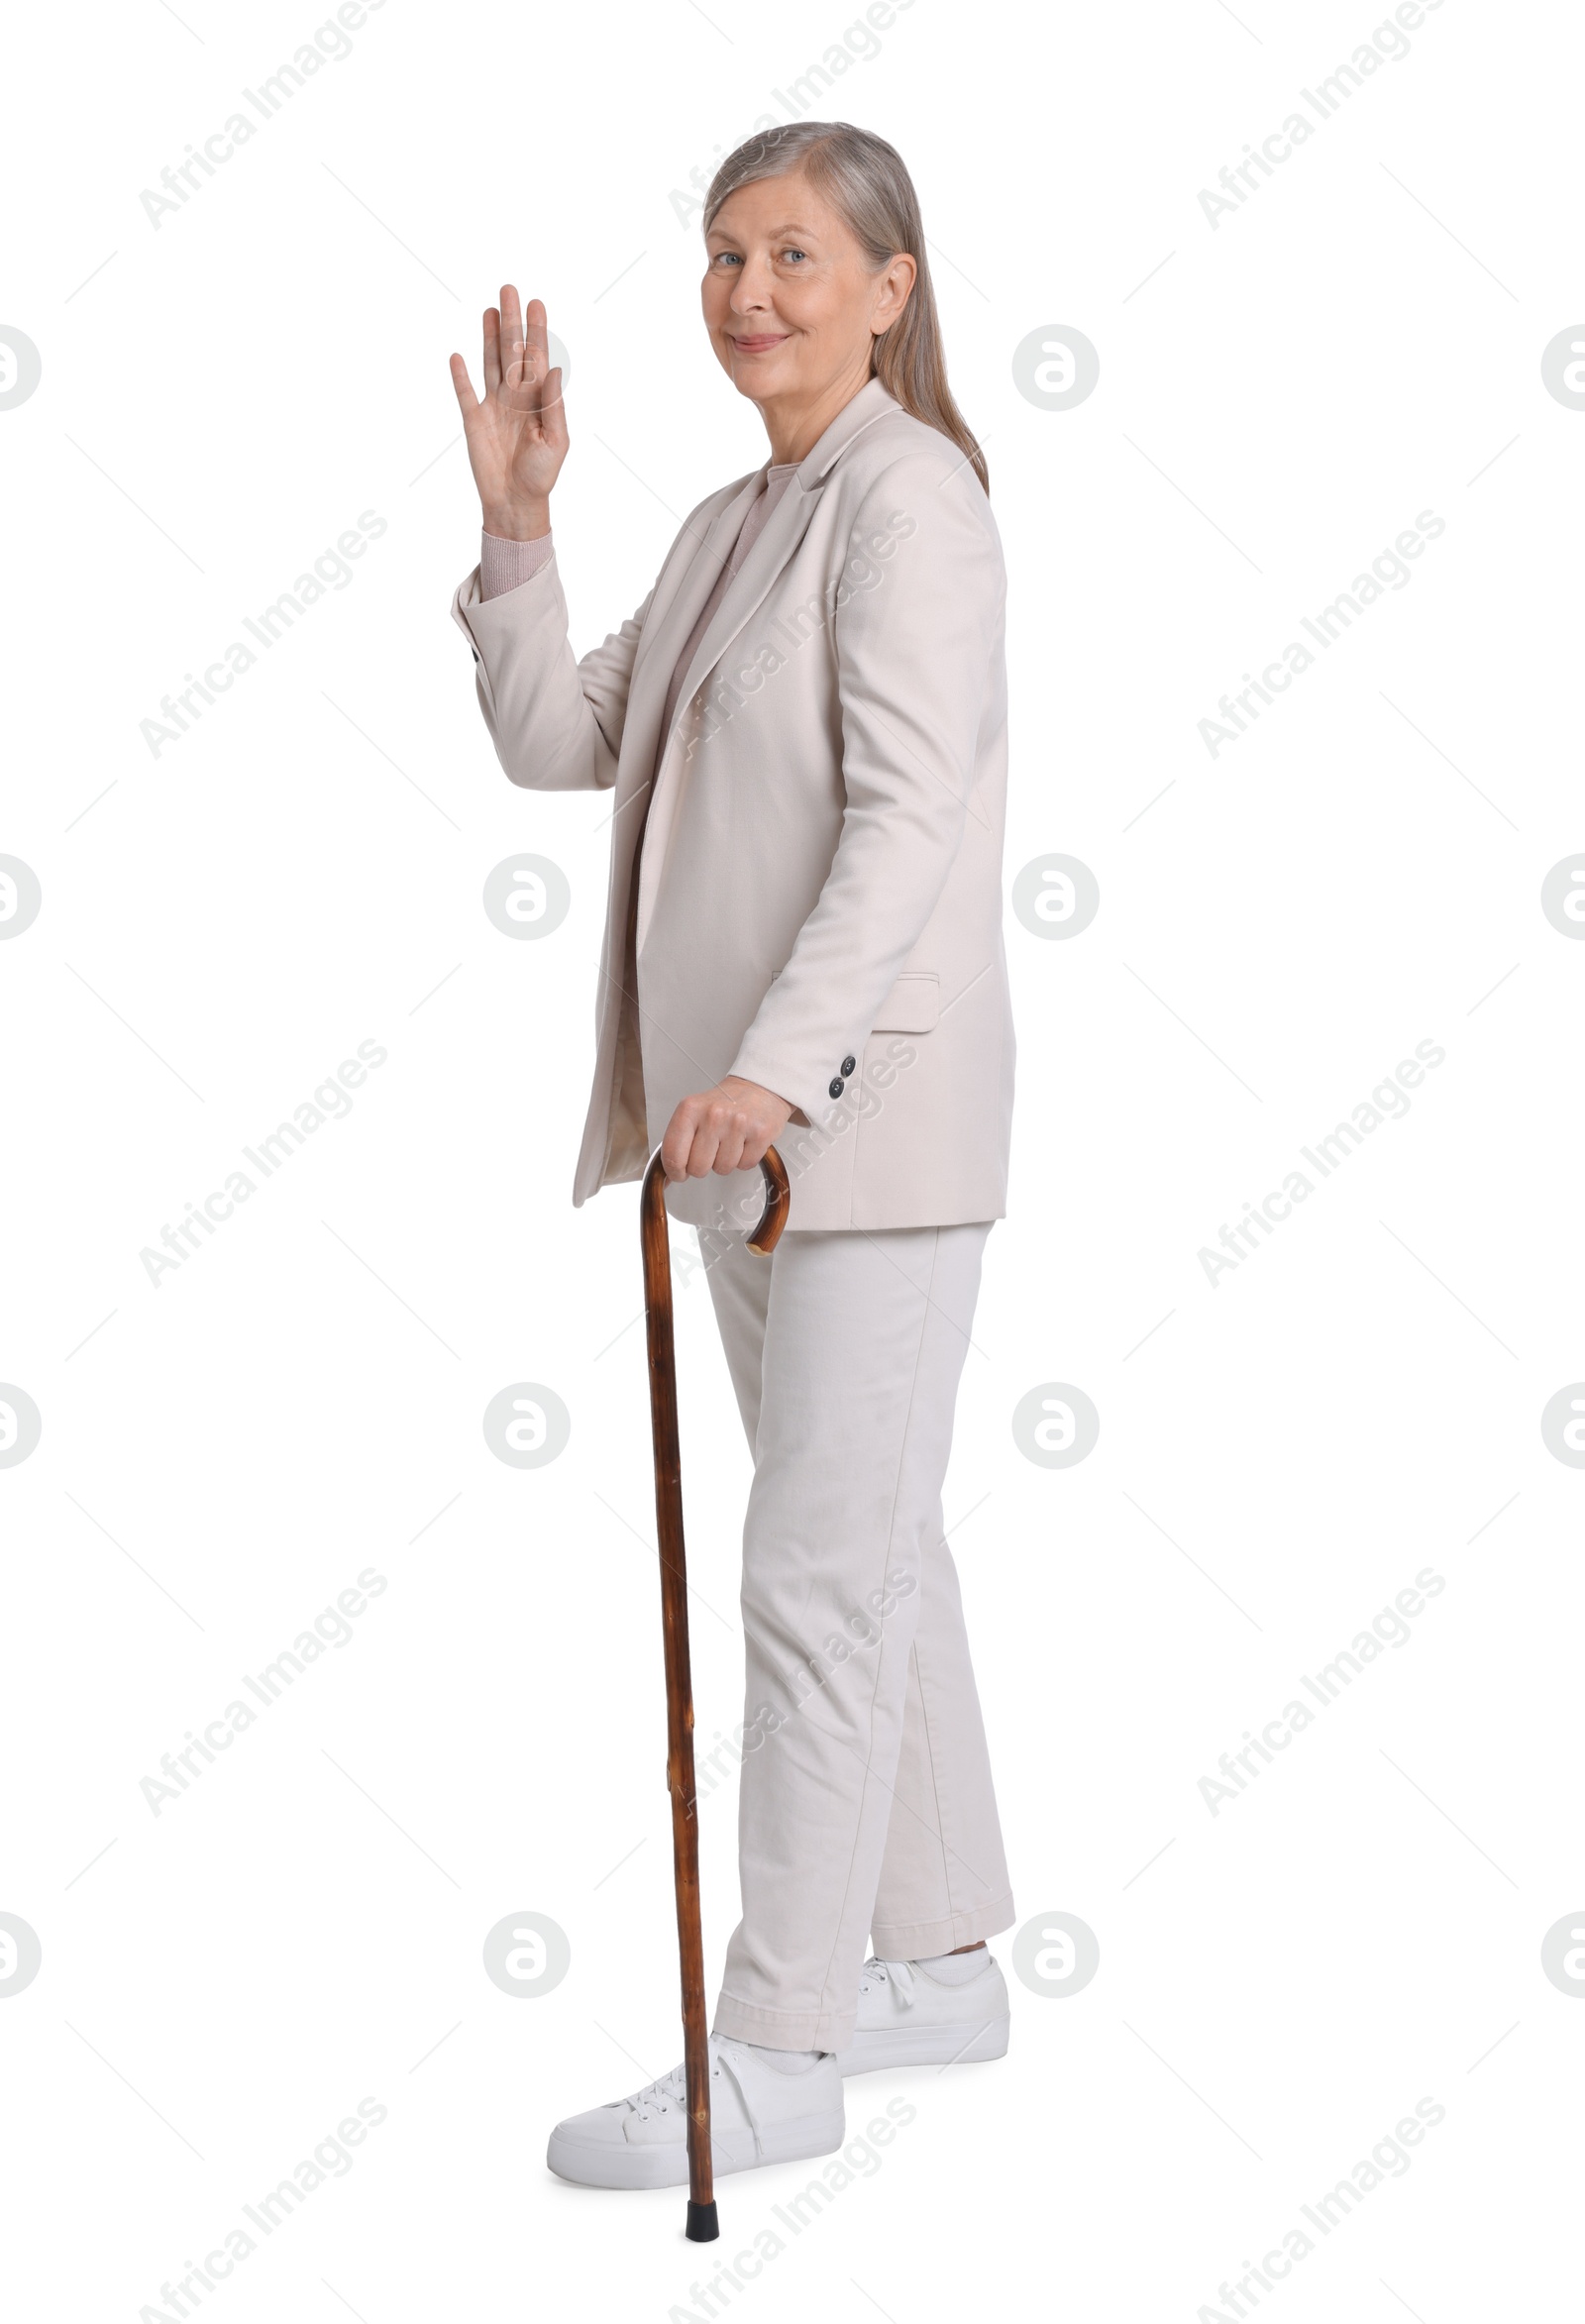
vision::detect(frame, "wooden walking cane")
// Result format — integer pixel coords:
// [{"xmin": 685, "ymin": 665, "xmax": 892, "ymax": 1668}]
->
[{"xmin": 639, "ymin": 1142, "xmax": 791, "ymax": 2244}]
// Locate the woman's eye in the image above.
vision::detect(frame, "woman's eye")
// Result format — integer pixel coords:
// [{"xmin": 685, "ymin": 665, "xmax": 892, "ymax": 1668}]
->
[{"xmin": 781, "ymin": 248, "xmax": 807, "ymax": 264}]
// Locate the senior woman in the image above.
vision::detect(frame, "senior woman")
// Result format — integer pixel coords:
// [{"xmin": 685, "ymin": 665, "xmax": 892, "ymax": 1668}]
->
[{"xmin": 450, "ymin": 121, "xmax": 1015, "ymax": 2191}]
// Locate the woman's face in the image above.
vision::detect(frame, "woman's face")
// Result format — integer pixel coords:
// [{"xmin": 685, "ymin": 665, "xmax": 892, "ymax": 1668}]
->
[{"xmin": 701, "ymin": 169, "xmax": 915, "ymax": 410}]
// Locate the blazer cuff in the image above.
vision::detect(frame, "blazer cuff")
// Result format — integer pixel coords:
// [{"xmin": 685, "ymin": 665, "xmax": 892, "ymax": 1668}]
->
[
  {"xmin": 728, "ymin": 1036, "xmax": 852, "ymax": 1137},
  {"xmin": 479, "ymin": 528, "xmax": 555, "ymax": 601}
]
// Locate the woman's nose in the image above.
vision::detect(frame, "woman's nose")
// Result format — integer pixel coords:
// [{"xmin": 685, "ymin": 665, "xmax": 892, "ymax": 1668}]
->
[{"xmin": 729, "ymin": 261, "xmax": 773, "ymax": 309}]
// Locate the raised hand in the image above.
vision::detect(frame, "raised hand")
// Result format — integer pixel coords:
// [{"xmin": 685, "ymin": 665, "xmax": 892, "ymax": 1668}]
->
[{"xmin": 449, "ymin": 287, "xmax": 568, "ymax": 539}]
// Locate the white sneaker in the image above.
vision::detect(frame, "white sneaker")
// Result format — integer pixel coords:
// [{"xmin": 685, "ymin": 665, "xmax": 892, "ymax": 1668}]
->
[
  {"xmin": 834, "ymin": 1954, "xmax": 1011, "ymax": 2075},
  {"xmin": 547, "ymin": 2035, "xmax": 845, "ymax": 2190}
]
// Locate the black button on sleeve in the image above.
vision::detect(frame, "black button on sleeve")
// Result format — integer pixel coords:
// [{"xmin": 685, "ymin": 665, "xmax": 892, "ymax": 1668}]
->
[
  {"xmin": 828, "ymin": 1077, "xmax": 845, "ymax": 1099},
  {"xmin": 840, "ymin": 1054, "xmax": 856, "ymax": 1077}
]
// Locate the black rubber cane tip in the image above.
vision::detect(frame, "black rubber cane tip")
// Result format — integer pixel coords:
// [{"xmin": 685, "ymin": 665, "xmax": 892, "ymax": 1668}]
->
[{"xmin": 686, "ymin": 2199, "xmax": 720, "ymax": 2243}]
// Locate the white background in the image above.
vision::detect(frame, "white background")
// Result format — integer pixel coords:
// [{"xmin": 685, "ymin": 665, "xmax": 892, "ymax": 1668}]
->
[{"xmin": 3, "ymin": 0, "xmax": 1583, "ymax": 2316}]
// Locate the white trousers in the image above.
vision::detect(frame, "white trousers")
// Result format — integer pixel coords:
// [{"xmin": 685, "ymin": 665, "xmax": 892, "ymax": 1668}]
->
[{"xmin": 701, "ymin": 1219, "xmax": 1015, "ymax": 2053}]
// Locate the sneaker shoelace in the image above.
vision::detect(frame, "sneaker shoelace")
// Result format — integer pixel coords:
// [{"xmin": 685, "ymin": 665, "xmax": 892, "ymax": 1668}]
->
[
  {"xmin": 618, "ymin": 2054, "xmax": 753, "ymax": 2138},
  {"xmin": 856, "ymin": 1956, "xmax": 916, "ymax": 2007},
  {"xmin": 623, "ymin": 2063, "xmax": 686, "ymax": 2121}
]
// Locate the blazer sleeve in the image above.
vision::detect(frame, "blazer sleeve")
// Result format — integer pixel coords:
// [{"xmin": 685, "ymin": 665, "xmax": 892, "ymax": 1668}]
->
[
  {"xmin": 727, "ymin": 446, "xmax": 1004, "ymax": 1128},
  {"xmin": 450, "ymin": 551, "xmax": 656, "ymax": 792}
]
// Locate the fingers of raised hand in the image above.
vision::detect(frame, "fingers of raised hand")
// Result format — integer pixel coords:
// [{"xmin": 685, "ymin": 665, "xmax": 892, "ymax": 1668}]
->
[
  {"xmin": 448, "ymin": 351, "xmax": 479, "ymax": 412},
  {"xmin": 537, "ymin": 365, "xmax": 569, "ymax": 446},
  {"xmin": 498, "ymin": 284, "xmax": 537, "ymax": 393}
]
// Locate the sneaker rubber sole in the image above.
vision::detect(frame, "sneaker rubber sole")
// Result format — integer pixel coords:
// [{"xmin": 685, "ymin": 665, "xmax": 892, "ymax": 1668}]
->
[
  {"xmin": 547, "ymin": 2104, "xmax": 845, "ymax": 2190},
  {"xmin": 835, "ymin": 2011, "xmax": 1009, "ymax": 2075}
]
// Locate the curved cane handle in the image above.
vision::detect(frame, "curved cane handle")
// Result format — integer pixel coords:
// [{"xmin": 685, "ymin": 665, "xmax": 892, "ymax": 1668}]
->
[
  {"xmin": 747, "ymin": 1145, "xmax": 791, "ymax": 1255},
  {"xmin": 644, "ymin": 1143, "xmax": 791, "ymax": 1256}
]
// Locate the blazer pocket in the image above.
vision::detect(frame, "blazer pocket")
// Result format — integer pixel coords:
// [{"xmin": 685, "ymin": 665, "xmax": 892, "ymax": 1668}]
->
[
  {"xmin": 766, "ymin": 968, "xmax": 940, "ymax": 1033},
  {"xmin": 871, "ymin": 971, "xmax": 939, "ymax": 1034}
]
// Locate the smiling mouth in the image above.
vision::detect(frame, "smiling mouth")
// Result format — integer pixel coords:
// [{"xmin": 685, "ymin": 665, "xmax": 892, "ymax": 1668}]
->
[{"xmin": 730, "ymin": 334, "xmax": 789, "ymax": 352}]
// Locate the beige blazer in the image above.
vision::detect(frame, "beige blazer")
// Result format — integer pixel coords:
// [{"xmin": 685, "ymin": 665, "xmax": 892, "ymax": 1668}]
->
[{"xmin": 451, "ymin": 375, "xmax": 1014, "ymax": 1234}]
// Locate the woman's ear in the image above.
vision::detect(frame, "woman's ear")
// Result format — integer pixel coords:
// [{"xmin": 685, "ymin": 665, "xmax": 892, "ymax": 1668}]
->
[{"xmin": 873, "ymin": 252, "xmax": 917, "ymax": 333}]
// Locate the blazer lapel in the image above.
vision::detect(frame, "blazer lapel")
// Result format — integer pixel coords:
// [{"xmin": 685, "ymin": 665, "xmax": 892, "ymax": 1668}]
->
[
  {"xmin": 656, "ymin": 475, "xmax": 820, "ymax": 766},
  {"xmin": 657, "ymin": 378, "xmax": 901, "ymax": 768},
  {"xmin": 619, "ymin": 475, "xmax": 761, "ymax": 774},
  {"xmin": 632, "ymin": 378, "xmax": 903, "ymax": 948}
]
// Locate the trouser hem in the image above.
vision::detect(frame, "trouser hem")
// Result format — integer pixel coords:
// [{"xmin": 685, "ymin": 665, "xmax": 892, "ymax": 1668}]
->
[
  {"xmin": 712, "ymin": 1891, "xmax": 1017, "ymax": 2050},
  {"xmin": 712, "ymin": 1994, "xmax": 858, "ymax": 2054},
  {"xmin": 869, "ymin": 1892, "xmax": 1016, "ymax": 1960}
]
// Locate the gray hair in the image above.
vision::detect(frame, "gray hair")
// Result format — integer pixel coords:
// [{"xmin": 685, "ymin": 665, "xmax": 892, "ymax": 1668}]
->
[{"xmin": 702, "ymin": 122, "xmax": 988, "ymax": 495}]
